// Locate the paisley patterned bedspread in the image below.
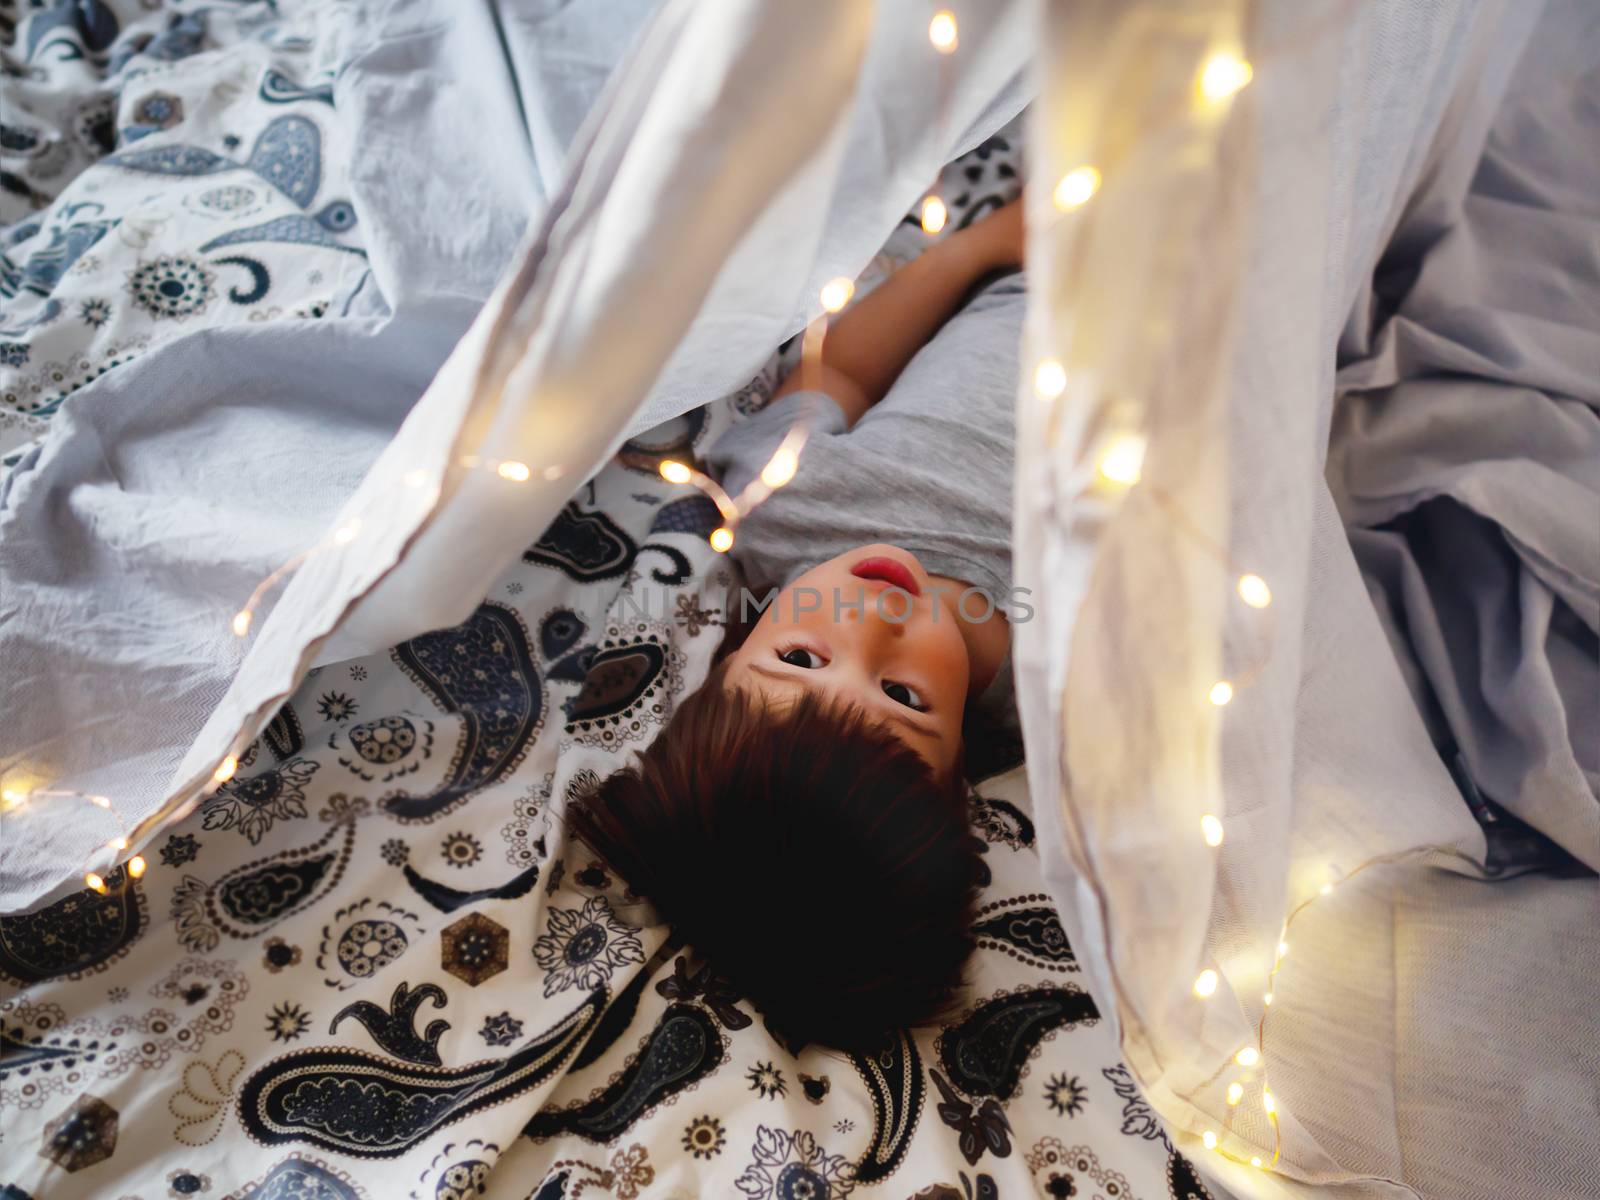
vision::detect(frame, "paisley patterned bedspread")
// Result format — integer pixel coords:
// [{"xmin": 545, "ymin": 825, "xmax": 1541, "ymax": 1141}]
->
[
  {"xmin": 0, "ymin": 4, "xmax": 1211, "ymax": 1199},
  {"xmin": 1, "ymin": 0, "xmax": 365, "ymax": 462}
]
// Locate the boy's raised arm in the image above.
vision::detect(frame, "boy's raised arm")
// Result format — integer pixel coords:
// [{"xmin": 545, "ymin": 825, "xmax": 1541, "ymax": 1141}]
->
[{"xmin": 773, "ymin": 199, "xmax": 1023, "ymax": 426}]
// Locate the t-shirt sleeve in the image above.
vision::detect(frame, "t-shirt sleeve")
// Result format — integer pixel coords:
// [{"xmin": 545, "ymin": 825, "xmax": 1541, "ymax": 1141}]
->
[{"xmin": 702, "ymin": 391, "xmax": 848, "ymax": 497}]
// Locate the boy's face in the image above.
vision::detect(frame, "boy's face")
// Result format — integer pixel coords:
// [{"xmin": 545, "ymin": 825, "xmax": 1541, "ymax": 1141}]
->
[{"xmin": 723, "ymin": 544, "xmax": 969, "ymax": 773}]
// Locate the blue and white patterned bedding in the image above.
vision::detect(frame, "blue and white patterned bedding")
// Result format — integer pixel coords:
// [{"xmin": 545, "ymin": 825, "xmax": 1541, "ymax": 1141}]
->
[
  {"xmin": 1, "ymin": 0, "xmax": 361, "ymax": 460},
  {"xmin": 0, "ymin": 5, "xmax": 1212, "ymax": 1198}
]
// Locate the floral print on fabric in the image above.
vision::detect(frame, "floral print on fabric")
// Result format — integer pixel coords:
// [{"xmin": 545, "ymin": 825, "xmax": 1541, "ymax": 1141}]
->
[
  {"xmin": 265, "ymin": 1001, "xmax": 310, "ymax": 1043},
  {"xmin": 126, "ymin": 254, "xmax": 216, "ymax": 318},
  {"xmin": 683, "ymin": 1114, "xmax": 727, "ymax": 1160},
  {"xmin": 735, "ymin": 1125, "xmax": 857, "ymax": 1200},
  {"xmin": 199, "ymin": 757, "xmax": 320, "ymax": 844},
  {"xmin": 531, "ymin": 894, "xmax": 645, "ymax": 997}
]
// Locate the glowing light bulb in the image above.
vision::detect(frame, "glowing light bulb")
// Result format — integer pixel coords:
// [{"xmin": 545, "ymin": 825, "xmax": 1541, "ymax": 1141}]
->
[
  {"xmin": 1263, "ymin": 991, "xmax": 1274, "ymax": 1006},
  {"xmin": 128, "ymin": 854, "xmax": 147, "ymax": 879},
  {"xmin": 213, "ymin": 756, "xmax": 238, "ymax": 785},
  {"xmin": 1250, "ymin": 1156, "xmax": 1263, "ymax": 1169},
  {"xmin": 709, "ymin": 527, "xmax": 734, "ymax": 553},
  {"xmin": 1033, "ymin": 358, "xmax": 1067, "ymax": 399},
  {"xmin": 1226, "ymin": 1082, "xmax": 1244, "ymax": 1106},
  {"xmin": 85, "ymin": 872, "xmax": 107, "ymax": 894},
  {"xmin": 106, "ymin": 836, "xmax": 127, "ymax": 852},
  {"xmin": 1235, "ymin": 1046, "xmax": 1260, "ymax": 1067},
  {"xmin": 1208, "ymin": 680, "xmax": 1234, "ymax": 707},
  {"xmin": 1053, "ymin": 165, "xmax": 1101, "ymax": 211},
  {"xmin": 1199, "ymin": 53, "xmax": 1253, "ymax": 102},
  {"xmin": 1202, "ymin": 1131, "xmax": 1218, "ymax": 1151},
  {"xmin": 820, "ymin": 277, "xmax": 855, "ymax": 313},
  {"xmin": 403, "ymin": 468, "xmax": 429, "ymax": 488},
  {"xmin": 1237, "ymin": 573, "xmax": 1272, "ymax": 608},
  {"xmin": 231, "ymin": 610, "xmax": 253, "ymax": 637},
  {"xmin": 659, "ymin": 461, "xmax": 692, "ymax": 485},
  {"xmin": 497, "ymin": 461, "xmax": 531, "ymax": 483},
  {"xmin": 921, "ymin": 195, "xmax": 948, "ymax": 235},
  {"xmin": 761, "ymin": 448, "xmax": 799, "ymax": 489},
  {"xmin": 1200, "ymin": 813, "xmax": 1224, "ymax": 846},
  {"xmin": 1262, "ymin": 1090, "xmax": 1276, "ymax": 1115},
  {"xmin": 928, "ymin": 10, "xmax": 957, "ymax": 53},
  {"xmin": 1097, "ymin": 434, "xmax": 1145, "ymax": 485},
  {"xmin": 1193, "ymin": 969, "xmax": 1219, "ymax": 998}
]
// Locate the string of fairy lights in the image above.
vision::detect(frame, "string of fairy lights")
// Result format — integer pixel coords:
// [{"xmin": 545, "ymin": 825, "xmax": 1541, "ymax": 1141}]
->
[
  {"xmin": 1021, "ymin": 11, "xmax": 1474, "ymax": 1183},
  {"xmin": 1015, "ymin": 26, "xmax": 1314, "ymax": 1174},
  {"xmin": 2, "ymin": 6, "xmax": 1453, "ymax": 1185}
]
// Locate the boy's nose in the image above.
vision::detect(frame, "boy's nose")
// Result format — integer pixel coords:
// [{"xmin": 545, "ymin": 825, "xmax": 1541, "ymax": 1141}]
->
[{"xmin": 862, "ymin": 597, "xmax": 911, "ymax": 640}]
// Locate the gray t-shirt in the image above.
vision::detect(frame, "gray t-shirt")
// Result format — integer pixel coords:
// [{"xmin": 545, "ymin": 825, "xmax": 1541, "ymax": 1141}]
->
[
  {"xmin": 705, "ymin": 268, "xmax": 1023, "ymax": 601},
  {"xmin": 704, "ymin": 269, "xmax": 1024, "ymax": 724}
]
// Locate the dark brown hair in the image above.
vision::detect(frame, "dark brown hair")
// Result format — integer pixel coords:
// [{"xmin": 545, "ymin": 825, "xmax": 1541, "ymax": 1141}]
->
[{"xmin": 564, "ymin": 658, "xmax": 983, "ymax": 1053}]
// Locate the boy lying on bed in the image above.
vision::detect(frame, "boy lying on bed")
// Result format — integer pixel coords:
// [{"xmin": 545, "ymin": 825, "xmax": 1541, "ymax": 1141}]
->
[{"xmin": 569, "ymin": 200, "xmax": 1026, "ymax": 1053}]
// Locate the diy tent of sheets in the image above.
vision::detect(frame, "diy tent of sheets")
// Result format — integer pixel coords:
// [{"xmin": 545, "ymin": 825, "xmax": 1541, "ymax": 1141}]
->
[{"xmin": 2, "ymin": 1, "xmax": 1596, "ymax": 1199}]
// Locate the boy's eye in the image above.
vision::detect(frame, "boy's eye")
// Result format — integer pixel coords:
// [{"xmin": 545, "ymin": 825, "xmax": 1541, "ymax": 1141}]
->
[
  {"xmin": 778, "ymin": 647, "xmax": 824, "ymax": 669},
  {"xmin": 883, "ymin": 681, "xmax": 926, "ymax": 710}
]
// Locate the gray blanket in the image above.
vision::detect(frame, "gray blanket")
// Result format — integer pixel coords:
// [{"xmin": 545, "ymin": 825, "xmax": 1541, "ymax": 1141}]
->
[{"xmin": 1329, "ymin": 0, "xmax": 1600, "ymax": 873}]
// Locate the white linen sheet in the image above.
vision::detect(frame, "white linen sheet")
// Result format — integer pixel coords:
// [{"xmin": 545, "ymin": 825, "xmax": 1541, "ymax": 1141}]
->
[{"xmin": 1017, "ymin": 2, "xmax": 1598, "ymax": 1198}]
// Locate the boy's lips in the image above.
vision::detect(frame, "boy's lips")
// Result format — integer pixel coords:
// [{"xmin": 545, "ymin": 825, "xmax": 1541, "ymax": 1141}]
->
[{"xmin": 849, "ymin": 556, "xmax": 920, "ymax": 595}]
